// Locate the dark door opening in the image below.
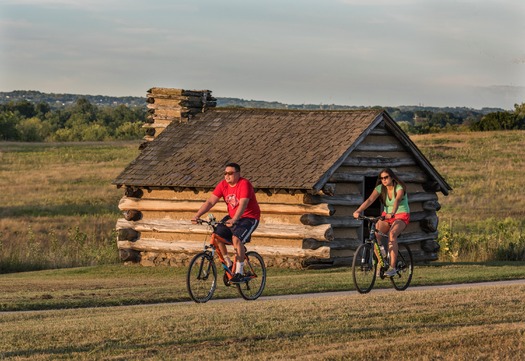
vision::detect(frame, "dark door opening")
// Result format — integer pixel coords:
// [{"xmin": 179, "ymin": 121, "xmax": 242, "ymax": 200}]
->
[{"xmin": 362, "ymin": 176, "xmax": 382, "ymax": 239}]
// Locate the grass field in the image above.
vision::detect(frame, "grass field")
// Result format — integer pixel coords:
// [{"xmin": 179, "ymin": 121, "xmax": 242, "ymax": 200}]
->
[
  {"xmin": 1, "ymin": 132, "xmax": 525, "ymax": 359},
  {"xmin": 411, "ymin": 131, "xmax": 525, "ymax": 262},
  {"xmin": 1, "ymin": 281, "xmax": 524, "ymax": 359},
  {"xmin": 0, "ymin": 141, "xmax": 141, "ymax": 272}
]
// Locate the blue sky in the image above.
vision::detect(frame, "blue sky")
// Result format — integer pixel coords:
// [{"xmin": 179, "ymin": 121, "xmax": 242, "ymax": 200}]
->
[{"xmin": 1, "ymin": 0, "xmax": 524, "ymax": 109}]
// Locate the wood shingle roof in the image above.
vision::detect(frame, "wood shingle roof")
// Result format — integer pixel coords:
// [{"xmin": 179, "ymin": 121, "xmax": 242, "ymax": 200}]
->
[
  {"xmin": 113, "ymin": 108, "xmax": 450, "ymax": 194},
  {"xmin": 113, "ymin": 108, "xmax": 451, "ymax": 194}
]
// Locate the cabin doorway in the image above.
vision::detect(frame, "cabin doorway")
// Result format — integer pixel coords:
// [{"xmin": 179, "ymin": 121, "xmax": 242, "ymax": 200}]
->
[{"xmin": 362, "ymin": 176, "xmax": 382, "ymax": 239}]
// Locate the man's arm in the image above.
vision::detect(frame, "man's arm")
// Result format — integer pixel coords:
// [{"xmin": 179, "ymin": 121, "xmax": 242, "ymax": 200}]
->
[
  {"xmin": 192, "ymin": 194, "xmax": 220, "ymax": 221},
  {"xmin": 226, "ymin": 198, "xmax": 249, "ymax": 226}
]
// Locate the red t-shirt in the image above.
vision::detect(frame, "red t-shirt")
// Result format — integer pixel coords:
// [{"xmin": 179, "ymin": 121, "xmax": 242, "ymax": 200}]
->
[{"xmin": 212, "ymin": 177, "xmax": 261, "ymax": 220}]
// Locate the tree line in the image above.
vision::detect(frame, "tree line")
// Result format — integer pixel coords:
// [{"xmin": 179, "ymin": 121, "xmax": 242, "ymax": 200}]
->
[
  {"xmin": 1, "ymin": 96, "xmax": 524, "ymax": 142},
  {"xmin": 0, "ymin": 98, "xmax": 146, "ymax": 141},
  {"xmin": 394, "ymin": 103, "xmax": 525, "ymax": 134}
]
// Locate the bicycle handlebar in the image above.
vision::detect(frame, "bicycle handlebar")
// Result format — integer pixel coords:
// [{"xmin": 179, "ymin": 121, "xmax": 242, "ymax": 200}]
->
[
  {"xmin": 192, "ymin": 214, "xmax": 225, "ymax": 227},
  {"xmin": 357, "ymin": 215, "xmax": 384, "ymax": 222}
]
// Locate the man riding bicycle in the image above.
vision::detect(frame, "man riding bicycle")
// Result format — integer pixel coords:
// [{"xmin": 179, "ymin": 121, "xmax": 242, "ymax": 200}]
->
[{"xmin": 192, "ymin": 163, "xmax": 260, "ymax": 283}]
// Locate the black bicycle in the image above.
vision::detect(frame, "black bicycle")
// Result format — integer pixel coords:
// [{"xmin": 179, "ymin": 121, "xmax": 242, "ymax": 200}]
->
[
  {"xmin": 352, "ymin": 215, "xmax": 413, "ymax": 293},
  {"xmin": 186, "ymin": 214, "xmax": 267, "ymax": 303}
]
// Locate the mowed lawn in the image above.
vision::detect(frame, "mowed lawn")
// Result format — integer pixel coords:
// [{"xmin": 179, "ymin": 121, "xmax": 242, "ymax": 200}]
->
[{"xmin": 1, "ymin": 281, "xmax": 525, "ymax": 360}]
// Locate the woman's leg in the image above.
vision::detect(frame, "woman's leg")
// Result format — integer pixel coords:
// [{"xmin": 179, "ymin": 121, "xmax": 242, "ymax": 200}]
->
[
  {"xmin": 375, "ymin": 220, "xmax": 390, "ymax": 257},
  {"xmin": 388, "ymin": 220, "xmax": 406, "ymax": 268}
]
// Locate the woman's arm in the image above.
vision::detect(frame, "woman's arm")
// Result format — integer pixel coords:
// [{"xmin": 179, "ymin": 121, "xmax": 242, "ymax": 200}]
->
[{"xmin": 353, "ymin": 190, "xmax": 380, "ymax": 218}]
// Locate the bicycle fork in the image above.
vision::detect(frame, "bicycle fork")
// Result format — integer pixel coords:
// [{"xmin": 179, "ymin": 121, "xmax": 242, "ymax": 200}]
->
[{"xmin": 373, "ymin": 241, "xmax": 388, "ymax": 270}]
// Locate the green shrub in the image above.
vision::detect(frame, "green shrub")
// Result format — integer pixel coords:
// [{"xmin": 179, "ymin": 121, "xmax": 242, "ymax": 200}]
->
[{"xmin": 438, "ymin": 218, "xmax": 525, "ymax": 262}]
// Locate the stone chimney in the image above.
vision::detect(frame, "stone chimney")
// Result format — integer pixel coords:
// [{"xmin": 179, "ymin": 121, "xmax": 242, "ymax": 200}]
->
[{"xmin": 142, "ymin": 87, "xmax": 216, "ymax": 142}]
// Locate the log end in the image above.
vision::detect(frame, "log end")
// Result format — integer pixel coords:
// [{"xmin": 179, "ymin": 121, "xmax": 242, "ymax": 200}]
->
[{"xmin": 119, "ymin": 248, "xmax": 140, "ymax": 262}]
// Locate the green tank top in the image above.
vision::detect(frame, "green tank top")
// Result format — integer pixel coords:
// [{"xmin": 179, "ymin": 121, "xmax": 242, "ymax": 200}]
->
[{"xmin": 374, "ymin": 184, "xmax": 410, "ymax": 214}]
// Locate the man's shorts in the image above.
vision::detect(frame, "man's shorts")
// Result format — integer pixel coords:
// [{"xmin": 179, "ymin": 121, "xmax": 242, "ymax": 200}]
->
[
  {"xmin": 218, "ymin": 216, "xmax": 259, "ymax": 243},
  {"xmin": 381, "ymin": 212, "xmax": 410, "ymax": 226}
]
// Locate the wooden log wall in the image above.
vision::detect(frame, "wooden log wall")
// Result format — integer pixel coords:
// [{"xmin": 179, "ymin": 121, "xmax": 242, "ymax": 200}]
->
[
  {"xmin": 142, "ymin": 87, "xmax": 216, "ymax": 142},
  {"xmin": 305, "ymin": 123, "xmax": 443, "ymax": 267},
  {"xmin": 116, "ymin": 189, "xmax": 335, "ymax": 268}
]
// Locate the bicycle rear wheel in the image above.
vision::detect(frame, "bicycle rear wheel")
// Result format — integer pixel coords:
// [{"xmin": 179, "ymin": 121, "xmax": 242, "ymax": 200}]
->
[
  {"xmin": 352, "ymin": 243, "xmax": 377, "ymax": 294},
  {"xmin": 186, "ymin": 252, "xmax": 217, "ymax": 303},
  {"xmin": 389, "ymin": 243, "xmax": 413, "ymax": 291},
  {"xmin": 236, "ymin": 251, "xmax": 266, "ymax": 300}
]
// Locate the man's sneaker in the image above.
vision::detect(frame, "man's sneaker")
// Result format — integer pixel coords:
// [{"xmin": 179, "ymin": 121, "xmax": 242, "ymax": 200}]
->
[
  {"xmin": 385, "ymin": 268, "xmax": 398, "ymax": 277},
  {"xmin": 230, "ymin": 273, "xmax": 244, "ymax": 283}
]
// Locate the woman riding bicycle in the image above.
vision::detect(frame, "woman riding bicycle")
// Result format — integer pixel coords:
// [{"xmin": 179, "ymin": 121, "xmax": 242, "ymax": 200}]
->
[{"xmin": 353, "ymin": 168, "xmax": 410, "ymax": 277}]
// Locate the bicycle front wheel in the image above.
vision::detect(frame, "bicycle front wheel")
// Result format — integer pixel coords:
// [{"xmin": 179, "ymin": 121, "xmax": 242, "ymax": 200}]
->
[
  {"xmin": 236, "ymin": 251, "xmax": 266, "ymax": 300},
  {"xmin": 186, "ymin": 252, "xmax": 217, "ymax": 303},
  {"xmin": 390, "ymin": 243, "xmax": 414, "ymax": 291},
  {"xmin": 352, "ymin": 243, "xmax": 377, "ymax": 294}
]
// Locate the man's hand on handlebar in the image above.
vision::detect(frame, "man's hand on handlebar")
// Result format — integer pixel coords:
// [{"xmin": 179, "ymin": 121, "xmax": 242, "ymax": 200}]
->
[{"xmin": 191, "ymin": 217, "xmax": 202, "ymax": 225}]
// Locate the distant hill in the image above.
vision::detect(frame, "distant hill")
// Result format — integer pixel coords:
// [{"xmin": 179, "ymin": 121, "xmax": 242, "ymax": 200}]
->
[
  {"xmin": 0, "ymin": 90, "xmax": 145, "ymax": 108},
  {"xmin": 0, "ymin": 90, "xmax": 503, "ymax": 115}
]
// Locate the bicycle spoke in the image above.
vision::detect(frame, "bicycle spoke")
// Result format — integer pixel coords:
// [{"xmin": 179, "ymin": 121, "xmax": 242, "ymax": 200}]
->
[
  {"xmin": 352, "ymin": 243, "xmax": 377, "ymax": 294},
  {"xmin": 237, "ymin": 251, "xmax": 266, "ymax": 300},
  {"xmin": 186, "ymin": 252, "xmax": 217, "ymax": 303},
  {"xmin": 390, "ymin": 244, "xmax": 413, "ymax": 291}
]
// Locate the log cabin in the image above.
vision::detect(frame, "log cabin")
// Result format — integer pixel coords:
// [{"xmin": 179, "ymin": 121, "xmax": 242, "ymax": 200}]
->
[{"xmin": 113, "ymin": 87, "xmax": 452, "ymax": 268}]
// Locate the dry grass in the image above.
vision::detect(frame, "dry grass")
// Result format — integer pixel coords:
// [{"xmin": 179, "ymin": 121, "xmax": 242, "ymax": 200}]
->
[
  {"xmin": 1, "ymin": 283, "xmax": 524, "ymax": 360},
  {"xmin": 412, "ymin": 131, "xmax": 525, "ymax": 261},
  {"xmin": 412, "ymin": 131, "xmax": 525, "ymax": 226},
  {"xmin": 0, "ymin": 141, "xmax": 140, "ymax": 271}
]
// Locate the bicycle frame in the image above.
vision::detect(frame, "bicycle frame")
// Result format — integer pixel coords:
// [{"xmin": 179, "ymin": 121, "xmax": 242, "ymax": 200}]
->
[
  {"xmin": 206, "ymin": 233, "xmax": 237, "ymax": 281},
  {"xmin": 366, "ymin": 218, "xmax": 389, "ymax": 272},
  {"xmin": 198, "ymin": 217, "xmax": 258, "ymax": 283}
]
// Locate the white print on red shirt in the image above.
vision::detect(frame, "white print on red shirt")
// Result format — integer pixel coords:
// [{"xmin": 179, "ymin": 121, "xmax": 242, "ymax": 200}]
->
[{"xmin": 225, "ymin": 194, "xmax": 239, "ymax": 209}]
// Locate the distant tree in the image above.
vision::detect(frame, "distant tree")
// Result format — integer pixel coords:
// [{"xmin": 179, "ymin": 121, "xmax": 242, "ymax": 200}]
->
[
  {"xmin": 70, "ymin": 98, "xmax": 97, "ymax": 123},
  {"xmin": 514, "ymin": 102, "xmax": 525, "ymax": 128},
  {"xmin": 52, "ymin": 127, "xmax": 77, "ymax": 142},
  {"xmin": 35, "ymin": 102, "xmax": 51, "ymax": 117},
  {"xmin": 470, "ymin": 111, "xmax": 516, "ymax": 131},
  {"xmin": 81, "ymin": 124, "xmax": 109, "ymax": 141},
  {"xmin": 115, "ymin": 121, "xmax": 144, "ymax": 140},
  {"xmin": 0, "ymin": 111, "xmax": 21, "ymax": 140},
  {"xmin": 15, "ymin": 117, "xmax": 50, "ymax": 142},
  {"xmin": 9, "ymin": 100, "xmax": 36, "ymax": 118}
]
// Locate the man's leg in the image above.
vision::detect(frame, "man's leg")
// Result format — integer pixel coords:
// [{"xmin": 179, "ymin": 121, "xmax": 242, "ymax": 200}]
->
[
  {"xmin": 232, "ymin": 236, "xmax": 245, "ymax": 274},
  {"xmin": 216, "ymin": 240, "xmax": 232, "ymax": 268}
]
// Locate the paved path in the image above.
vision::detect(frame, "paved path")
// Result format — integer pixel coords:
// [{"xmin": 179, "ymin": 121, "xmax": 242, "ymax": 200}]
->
[
  {"xmin": 193, "ymin": 278, "xmax": 525, "ymax": 305},
  {"xmin": 4, "ymin": 279, "xmax": 525, "ymax": 312},
  {"xmin": 258, "ymin": 278, "xmax": 525, "ymax": 302}
]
